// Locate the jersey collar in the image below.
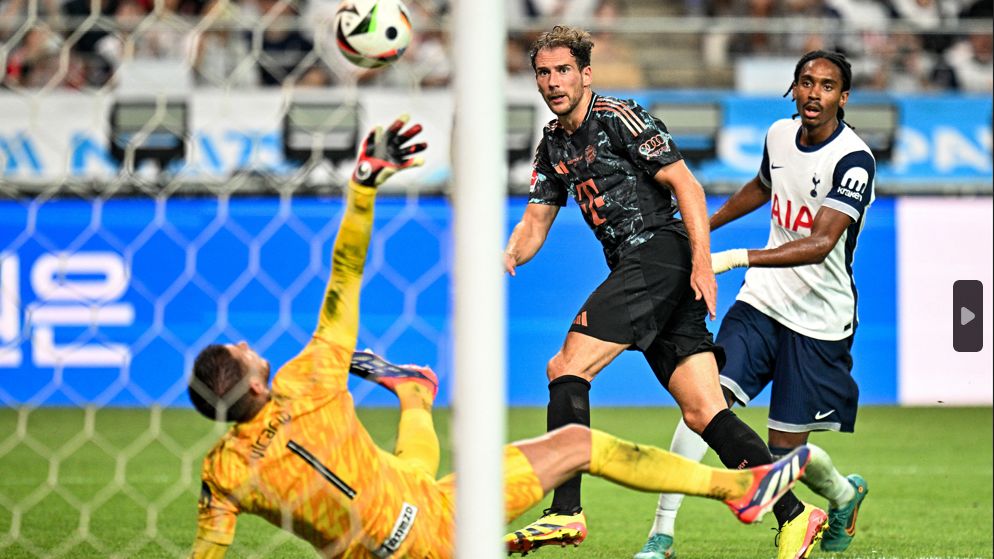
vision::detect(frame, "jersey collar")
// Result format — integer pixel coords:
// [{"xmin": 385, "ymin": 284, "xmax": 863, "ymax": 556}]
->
[
  {"xmin": 794, "ymin": 118, "xmax": 846, "ymax": 152},
  {"xmin": 560, "ymin": 91, "xmax": 598, "ymax": 137},
  {"xmin": 584, "ymin": 92, "xmax": 598, "ymax": 123}
]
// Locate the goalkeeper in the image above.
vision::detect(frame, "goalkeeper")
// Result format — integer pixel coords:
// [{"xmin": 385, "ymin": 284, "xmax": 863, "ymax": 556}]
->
[{"xmin": 187, "ymin": 116, "xmax": 809, "ymax": 558}]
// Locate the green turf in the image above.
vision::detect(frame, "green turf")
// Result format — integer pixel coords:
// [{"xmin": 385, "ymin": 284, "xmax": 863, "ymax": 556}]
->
[{"xmin": 0, "ymin": 406, "xmax": 990, "ymax": 558}]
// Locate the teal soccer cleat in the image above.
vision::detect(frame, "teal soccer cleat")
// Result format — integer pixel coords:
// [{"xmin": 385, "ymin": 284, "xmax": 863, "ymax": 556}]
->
[
  {"xmin": 821, "ymin": 474, "xmax": 868, "ymax": 552},
  {"xmin": 634, "ymin": 533, "xmax": 676, "ymax": 559}
]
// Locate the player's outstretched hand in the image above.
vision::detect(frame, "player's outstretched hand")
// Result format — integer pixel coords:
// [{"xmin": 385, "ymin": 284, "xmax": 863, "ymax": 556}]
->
[
  {"xmin": 352, "ymin": 115, "xmax": 427, "ymax": 188},
  {"xmin": 712, "ymin": 249, "xmax": 750, "ymax": 275}
]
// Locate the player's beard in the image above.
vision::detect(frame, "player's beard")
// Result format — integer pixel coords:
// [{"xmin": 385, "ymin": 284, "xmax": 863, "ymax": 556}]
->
[{"xmin": 545, "ymin": 86, "xmax": 583, "ymax": 117}]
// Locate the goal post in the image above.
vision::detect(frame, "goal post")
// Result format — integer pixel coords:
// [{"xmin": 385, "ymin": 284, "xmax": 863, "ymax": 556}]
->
[{"xmin": 451, "ymin": 2, "xmax": 508, "ymax": 559}]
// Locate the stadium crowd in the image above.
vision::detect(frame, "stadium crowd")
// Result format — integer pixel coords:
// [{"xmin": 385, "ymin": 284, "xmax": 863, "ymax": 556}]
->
[{"xmin": 1, "ymin": 0, "xmax": 991, "ymax": 92}]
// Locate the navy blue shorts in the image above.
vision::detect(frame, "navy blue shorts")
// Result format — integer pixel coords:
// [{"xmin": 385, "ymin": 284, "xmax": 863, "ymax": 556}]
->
[{"xmin": 717, "ymin": 301, "xmax": 859, "ymax": 433}]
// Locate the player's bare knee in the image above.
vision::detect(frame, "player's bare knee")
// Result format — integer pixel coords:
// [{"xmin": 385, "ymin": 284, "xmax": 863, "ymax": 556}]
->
[
  {"xmin": 547, "ymin": 354, "xmax": 599, "ymax": 382},
  {"xmin": 681, "ymin": 409, "xmax": 712, "ymax": 435},
  {"xmin": 557, "ymin": 423, "xmax": 591, "ymax": 441},
  {"xmin": 546, "ymin": 353, "xmax": 567, "ymax": 381}
]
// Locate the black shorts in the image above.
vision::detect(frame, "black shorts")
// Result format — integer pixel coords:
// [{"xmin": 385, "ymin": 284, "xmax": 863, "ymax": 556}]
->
[{"xmin": 568, "ymin": 231, "xmax": 724, "ymax": 387}]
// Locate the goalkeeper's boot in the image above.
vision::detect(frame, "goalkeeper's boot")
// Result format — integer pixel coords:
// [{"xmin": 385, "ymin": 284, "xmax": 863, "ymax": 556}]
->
[
  {"xmin": 821, "ymin": 474, "xmax": 868, "ymax": 552},
  {"xmin": 349, "ymin": 351, "xmax": 438, "ymax": 398},
  {"xmin": 775, "ymin": 503, "xmax": 828, "ymax": 559},
  {"xmin": 634, "ymin": 533, "xmax": 676, "ymax": 559},
  {"xmin": 504, "ymin": 507, "xmax": 587, "ymax": 555},
  {"xmin": 725, "ymin": 445, "xmax": 812, "ymax": 524}
]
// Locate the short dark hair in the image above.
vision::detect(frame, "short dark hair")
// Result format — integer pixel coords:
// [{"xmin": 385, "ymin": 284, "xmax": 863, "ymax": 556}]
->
[
  {"xmin": 529, "ymin": 25, "xmax": 594, "ymax": 71},
  {"xmin": 785, "ymin": 50, "xmax": 853, "ymax": 120},
  {"xmin": 188, "ymin": 344, "xmax": 256, "ymax": 422}
]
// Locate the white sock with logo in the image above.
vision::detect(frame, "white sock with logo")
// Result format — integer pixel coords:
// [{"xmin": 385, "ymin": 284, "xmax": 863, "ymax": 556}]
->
[
  {"xmin": 650, "ymin": 418, "xmax": 710, "ymax": 536},
  {"xmin": 800, "ymin": 443, "xmax": 855, "ymax": 509}
]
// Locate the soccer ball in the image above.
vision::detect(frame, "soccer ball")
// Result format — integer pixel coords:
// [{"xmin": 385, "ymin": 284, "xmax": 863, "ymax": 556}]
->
[{"xmin": 334, "ymin": 0, "xmax": 413, "ymax": 69}]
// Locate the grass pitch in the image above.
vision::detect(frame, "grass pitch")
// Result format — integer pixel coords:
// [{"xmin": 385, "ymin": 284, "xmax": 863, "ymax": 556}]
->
[{"xmin": 0, "ymin": 406, "xmax": 990, "ymax": 558}]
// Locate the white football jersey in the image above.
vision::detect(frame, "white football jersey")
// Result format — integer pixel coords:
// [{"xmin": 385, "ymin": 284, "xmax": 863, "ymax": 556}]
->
[{"xmin": 737, "ymin": 118, "xmax": 876, "ymax": 341}]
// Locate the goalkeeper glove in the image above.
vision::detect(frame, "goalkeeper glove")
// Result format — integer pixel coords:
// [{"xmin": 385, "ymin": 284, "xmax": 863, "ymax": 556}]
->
[
  {"xmin": 711, "ymin": 249, "xmax": 749, "ymax": 274},
  {"xmin": 352, "ymin": 114, "xmax": 427, "ymax": 188}
]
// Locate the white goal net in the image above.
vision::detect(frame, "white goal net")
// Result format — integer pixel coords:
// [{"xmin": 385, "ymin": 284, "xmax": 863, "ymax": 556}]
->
[{"xmin": 0, "ymin": 0, "xmax": 498, "ymax": 556}]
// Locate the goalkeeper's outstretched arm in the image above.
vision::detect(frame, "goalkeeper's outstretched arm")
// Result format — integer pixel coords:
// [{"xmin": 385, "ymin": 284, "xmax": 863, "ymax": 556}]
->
[{"xmin": 313, "ymin": 115, "xmax": 426, "ymax": 350}]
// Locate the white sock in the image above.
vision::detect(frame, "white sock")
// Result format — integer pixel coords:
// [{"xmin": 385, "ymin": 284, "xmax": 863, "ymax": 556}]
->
[
  {"xmin": 649, "ymin": 419, "xmax": 710, "ymax": 537},
  {"xmin": 801, "ymin": 443, "xmax": 856, "ymax": 509}
]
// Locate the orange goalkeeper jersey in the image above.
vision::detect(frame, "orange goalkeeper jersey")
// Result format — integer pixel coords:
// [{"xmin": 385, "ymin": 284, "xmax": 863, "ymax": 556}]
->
[{"xmin": 190, "ymin": 184, "xmax": 456, "ymax": 558}]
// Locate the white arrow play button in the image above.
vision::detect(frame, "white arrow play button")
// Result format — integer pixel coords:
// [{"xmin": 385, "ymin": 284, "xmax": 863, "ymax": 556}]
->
[{"xmin": 961, "ymin": 307, "xmax": 976, "ymax": 326}]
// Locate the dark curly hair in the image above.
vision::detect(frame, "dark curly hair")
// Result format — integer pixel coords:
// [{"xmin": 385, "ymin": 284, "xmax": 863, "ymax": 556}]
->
[
  {"xmin": 529, "ymin": 25, "xmax": 594, "ymax": 71},
  {"xmin": 188, "ymin": 344, "xmax": 256, "ymax": 422},
  {"xmin": 784, "ymin": 50, "xmax": 853, "ymax": 120}
]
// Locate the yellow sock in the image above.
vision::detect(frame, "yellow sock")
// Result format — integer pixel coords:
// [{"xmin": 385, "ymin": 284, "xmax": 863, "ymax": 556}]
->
[
  {"xmin": 394, "ymin": 384, "xmax": 440, "ymax": 476},
  {"xmin": 588, "ymin": 429, "xmax": 751, "ymax": 500},
  {"xmin": 396, "ymin": 382, "xmax": 433, "ymax": 412}
]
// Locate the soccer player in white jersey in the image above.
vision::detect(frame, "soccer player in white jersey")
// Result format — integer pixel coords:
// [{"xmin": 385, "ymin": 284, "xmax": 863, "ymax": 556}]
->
[{"xmin": 636, "ymin": 51, "xmax": 872, "ymax": 559}]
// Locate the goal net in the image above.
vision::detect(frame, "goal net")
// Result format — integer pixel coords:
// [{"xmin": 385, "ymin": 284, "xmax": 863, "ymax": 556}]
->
[{"xmin": 0, "ymin": 0, "xmax": 518, "ymax": 555}]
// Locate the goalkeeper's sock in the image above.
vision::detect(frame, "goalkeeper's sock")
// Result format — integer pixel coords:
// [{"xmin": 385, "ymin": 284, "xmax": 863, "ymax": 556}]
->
[
  {"xmin": 797, "ymin": 443, "xmax": 856, "ymax": 509},
  {"xmin": 547, "ymin": 375, "xmax": 591, "ymax": 513},
  {"xmin": 652, "ymin": 418, "xmax": 711, "ymax": 535},
  {"xmin": 394, "ymin": 383, "xmax": 440, "ymax": 476},
  {"xmin": 395, "ymin": 381, "xmax": 433, "ymax": 412},
  {"xmin": 588, "ymin": 429, "xmax": 750, "ymax": 499},
  {"xmin": 701, "ymin": 409, "xmax": 804, "ymax": 525}
]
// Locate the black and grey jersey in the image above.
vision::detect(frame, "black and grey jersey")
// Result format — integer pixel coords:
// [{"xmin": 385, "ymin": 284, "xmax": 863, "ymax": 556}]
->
[{"xmin": 528, "ymin": 93, "xmax": 687, "ymax": 268}]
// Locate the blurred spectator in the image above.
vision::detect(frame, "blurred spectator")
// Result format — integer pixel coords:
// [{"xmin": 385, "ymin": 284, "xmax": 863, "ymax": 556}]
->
[
  {"xmin": 95, "ymin": 0, "xmax": 190, "ymax": 64},
  {"xmin": 960, "ymin": 0, "xmax": 992, "ymax": 19},
  {"xmin": 588, "ymin": 0, "xmax": 644, "ymax": 89},
  {"xmin": 930, "ymin": 0, "xmax": 993, "ymax": 91},
  {"xmin": 782, "ymin": 0, "xmax": 842, "ymax": 53},
  {"xmin": 403, "ymin": 30, "xmax": 452, "ymax": 87},
  {"xmin": 941, "ymin": 32, "xmax": 993, "ymax": 92},
  {"xmin": 507, "ymin": 32, "xmax": 535, "ymax": 85},
  {"xmin": 3, "ymin": 24, "xmax": 89, "ymax": 89},
  {"xmin": 884, "ymin": 0, "xmax": 955, "ymax": 53},
  {"xmin": 0, "ymin": 0, "xmax": 62, "ymax": 26},
  {"xmin": 61, "ymin": 0, "xmax": 118, "ymax": 86},
  {"xmin": 255, "ymin": 0, "xmax": 314, "ymax": 86},
  {"xmin": 727, "ymin": 0, "xmax": 782, "ymax": 56},
  {"xmin": 94, "ymin": 0, "xmax": 146, "ymax": 64},
  {"xmin": 509, "ymin": 0, "xmax": 600, "ymax": 26},
  {"xmin": 727, "ymin": 0, "xmax": 841, "ymax": 58},
  {"xmin": 296, "ymin": 62, "xmax": 333, "ymax": 87},
  {"xmin": 886, "ymin": 0, "xmax": 944, "ymax": 28},
  {"xmin": 187, "ymin": 0, "xmax": 256, "ymax": 87},
  {"xmin": 858, "ymin": 31, "xmax": 936, "ymax": 91}
]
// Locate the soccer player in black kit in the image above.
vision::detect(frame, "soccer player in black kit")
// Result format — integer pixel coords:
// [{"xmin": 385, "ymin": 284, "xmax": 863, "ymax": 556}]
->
[{"xmin": 503, "ymin": 26, "xmax": 814, "ymax": 557}]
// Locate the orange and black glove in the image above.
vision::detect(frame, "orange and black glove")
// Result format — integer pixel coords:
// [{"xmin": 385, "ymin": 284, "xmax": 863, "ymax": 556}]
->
[{"xmin": 351, "ymin": 114, "xmax": 427, "ymax": 188}]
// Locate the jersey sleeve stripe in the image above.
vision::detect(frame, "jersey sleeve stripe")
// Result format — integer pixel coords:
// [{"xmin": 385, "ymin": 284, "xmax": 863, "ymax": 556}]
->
[
  {"xmin": 822, "ymin": 198, "xmax": 861, "ymax": 222},
  {"xmin": 593, "ymin": 99, "xmax": 646, "ymax": 134},
  {"xmin": 593, "ymin": 101, "xmax": 645, "ymax": 137},
  {"xmin": 594, "ymin": 99, "xmax": 645, "ymax": 130}
]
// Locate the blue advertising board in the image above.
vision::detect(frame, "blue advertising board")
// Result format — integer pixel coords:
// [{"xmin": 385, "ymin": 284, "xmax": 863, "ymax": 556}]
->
[{"xmin": 0, "ymin": 195, "xmax": 898, "ymax": 408}]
